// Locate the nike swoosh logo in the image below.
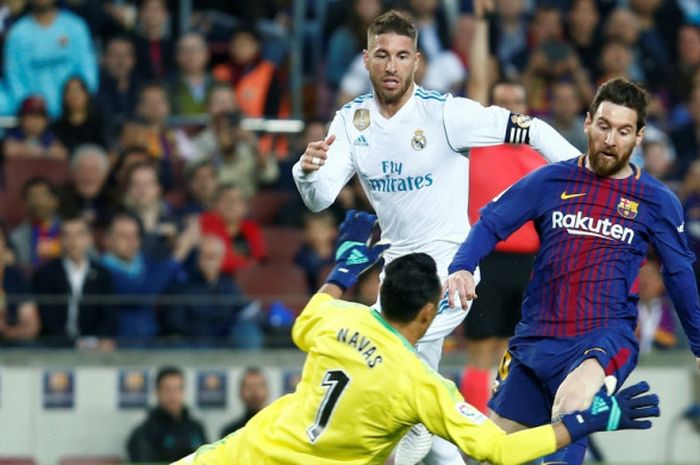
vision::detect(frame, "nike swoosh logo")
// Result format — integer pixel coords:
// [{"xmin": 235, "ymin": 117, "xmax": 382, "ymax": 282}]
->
[{"xmin": 561, "ymin": 191, "xmax": 586, "ymax": 200}]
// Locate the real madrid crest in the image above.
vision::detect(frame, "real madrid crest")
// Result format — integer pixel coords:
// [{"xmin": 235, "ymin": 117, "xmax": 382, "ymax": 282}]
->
[
  {"xmin": 617, "ymin": 197, "xmax": 639, "ymax": 219},
  {"xmin": 353, "ymin": 109, "xmax": 370, "ymax": 131},
  {"xmin": 411, "ymin": 130, "xmax": 427, "ymax": 150},
  {"xmin": 511, "ymin": 113, "xmax": 532, "ymax": 128}
]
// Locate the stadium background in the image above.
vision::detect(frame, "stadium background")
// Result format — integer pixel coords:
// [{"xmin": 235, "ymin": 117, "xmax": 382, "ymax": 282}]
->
[{"xmin": 0, "ymin": 0, "xmax": 698, "ymax": 464}]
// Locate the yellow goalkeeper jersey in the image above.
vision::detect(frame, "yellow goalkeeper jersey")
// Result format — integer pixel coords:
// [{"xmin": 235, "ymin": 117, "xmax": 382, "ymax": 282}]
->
[{"xmin": 175, "ymin": 293, "xmax": 557, "ymax": 465}]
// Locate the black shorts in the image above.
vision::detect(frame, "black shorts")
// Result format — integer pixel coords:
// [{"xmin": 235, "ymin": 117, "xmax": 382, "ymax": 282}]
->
[{"xmin": 463, "ymin": 251, "xmax": 535, "ymax": 340}]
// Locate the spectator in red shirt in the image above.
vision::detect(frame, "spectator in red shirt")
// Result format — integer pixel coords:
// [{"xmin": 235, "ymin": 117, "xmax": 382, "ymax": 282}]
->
[{"xmin": 199, "ymin": 184, "xmax": 266, "ymax": 274}]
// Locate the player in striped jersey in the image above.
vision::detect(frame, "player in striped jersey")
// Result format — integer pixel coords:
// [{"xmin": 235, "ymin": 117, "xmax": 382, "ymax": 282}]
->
[
  {"xmin": 172, "ymin": 210, "xmax": 660, "ymax": 465},
  {"xmin": 446, "ymin": 78, "xmax": 700, "ymax": 465},
  {"xmin": 293, "ymin": 10, "xmax": 580, "ymax": 464}
]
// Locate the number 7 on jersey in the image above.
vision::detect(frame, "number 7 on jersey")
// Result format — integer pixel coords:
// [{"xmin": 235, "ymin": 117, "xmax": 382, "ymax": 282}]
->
[{"xmin": 307, "ymin": 369, "xmax": 351, "ymax": 443}]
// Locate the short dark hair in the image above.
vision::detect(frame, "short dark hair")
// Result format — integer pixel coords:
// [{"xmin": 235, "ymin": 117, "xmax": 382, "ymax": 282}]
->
[
  {"xmin": 589, "ymin": 77, "xmax": 649, "ymax": 131},
  {"xmin": 367, "ymin": 10, "xmax": 417, "ymax": 46},
  {"xmin": 380, "ymin": 253, "xmax": 441, "ymax": 324},
  {"xmin": 488, "ymin": 78, "xmax": 526, "ymax": 106},
  {"xmin": 60, "ymin": 212, "xmax": 90, "ymax": 233},
  {"xmin": 240, "ymin": 367, "xmax": 266, "ymax": 389},
  {"xmin": 22, "ymin": 177, "xmax": 57, "ymax": 200},
  {"xmin": 156, "ymin": 366, "xmax": 183, "ymax": 389},
  {"xmin": 109, "ymin": 211, "xmax": 144, "ymax": 237}
]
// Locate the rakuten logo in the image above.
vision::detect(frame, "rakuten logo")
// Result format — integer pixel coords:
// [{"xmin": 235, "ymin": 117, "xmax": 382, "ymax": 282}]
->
[{"xmin": 551, "ymin": 211, "xmax": 634, "ymax": 244}]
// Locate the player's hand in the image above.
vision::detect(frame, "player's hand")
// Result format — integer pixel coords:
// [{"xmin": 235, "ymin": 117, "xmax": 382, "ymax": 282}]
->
[
  {"xmin": 444, "ymin": 270, "xmax": 477, "ymax": 309},
  {"xmin": 326, "ymin": 210, "xmax": 389, "ymax": 291},
  {"xmin": 560, "ymin": 381, "xmax": 660, "ymax": 442},
  {"xmin": 300, "ymin": 135, "xmax": 335, "ymax": 174}
]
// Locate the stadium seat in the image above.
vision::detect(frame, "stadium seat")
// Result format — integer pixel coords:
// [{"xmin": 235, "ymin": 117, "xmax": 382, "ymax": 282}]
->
[
  {"xmin": 248, "ymin": 191, "xmax": 293, "ymax": 224},
  {"xmin": 236, "ymin": 262, "xmax": 308, "ymax": 312},
  {"xmin": 2, "ymin": 158, "xmax": 70, "ymax": 227},
  {"xmin": 58, "ymin": 456, "xmax": 122, "ymax": 465},
  {"xmin": 0, "ymin": 457, "xmax": 36, "ymax": 465},
  {"xmin": 262, "ymin": 226, "xmax": 305, "ymax": 262}
]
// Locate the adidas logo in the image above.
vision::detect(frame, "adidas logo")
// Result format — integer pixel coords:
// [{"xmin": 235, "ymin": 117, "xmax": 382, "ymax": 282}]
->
[
  {"xmin": 346, "ymin": 249, "xmax": 368, "ymax": 265},
  {"xmin": 353, "ymin": 135, "xmax": 369, "ymax": 146},
  {"xmin": 590, "ymin": 396, "xmax": 610, "ymax": 415}
]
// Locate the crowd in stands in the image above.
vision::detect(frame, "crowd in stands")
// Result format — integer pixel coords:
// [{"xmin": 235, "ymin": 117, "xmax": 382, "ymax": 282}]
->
[{"xmin": 0, "ymin": 0, "xmax": 697, "ymax": 352}]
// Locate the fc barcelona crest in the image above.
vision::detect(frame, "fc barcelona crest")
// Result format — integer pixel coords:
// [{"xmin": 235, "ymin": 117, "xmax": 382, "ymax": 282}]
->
[
  {"xmin": 617, "ymin": 197, "xmax": 639, "ymax": 219},
  {"xmin": 411, "ymin": 130, "xmax": 427, "ymax": 150},
  {"xmin": 353, "ymin": 109, "xmax": 370, "ymax": 131}
]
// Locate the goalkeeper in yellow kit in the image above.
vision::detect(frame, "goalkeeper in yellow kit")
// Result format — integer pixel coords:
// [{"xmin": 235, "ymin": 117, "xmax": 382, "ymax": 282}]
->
[{"xmin": 173, "ymin": 211, "xmax": 660, "ymax": 465}]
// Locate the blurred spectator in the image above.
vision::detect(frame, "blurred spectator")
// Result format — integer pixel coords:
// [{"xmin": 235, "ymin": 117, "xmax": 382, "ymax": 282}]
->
[
  {"xmin": 199, "ymin": 184, "xmax": 266, "ymax": 275},
  {"xmin": 64, "ymin": 0, "xmax": 127, "ymax": 43},
  {"xmin": 598, "ymin": 40, "xmax": 634, "ymax": 84},
  {"xmin": 127, "ymin": 366, "xmax": 207, "ymax": 463},
  {"xmin": 680, "ymin": 160, "xmax": 700, "ymax": 285},
  {"xmin": 324, "ymin": 0, "xmax": 381, "ymax": 90},
  {"xmin": 97, "ymin": 35, "xmax": 141, "ymax": 128},
  {"xmin": 603, "ymin": 7, "xmax": 671, "ymax": 93},
  {"xmin": 670, "ymin": 86, "xmax": 700, "ymax": 178},
  {"xmin": 59, "ymin": 144, "xmax": 116, "ymax": 229},
  {"xmin": 177, "ymin": 159, "xmax": 219, "ymax": 220},
  {"xmin": 2, "ymin": 0, "xmax": 97, "ymax": 117},
  {"xmin": 132, "ymin": 0, "xmax": 174, "ymax": 80},
  {"xmin": 0, "ymin": 0, "xmax": 28, "ymax": 72},
  {"xmin": 10, "ymin": 177, "xmax": 62, "ymax": 270},
  {"xmin": 636, "ymin": 259, "xmax": 679, "ymax": 353},
  {"xmin": 490, "ymin": 0, "xmax": 529, "ymax": 78},
  {"xmin": 169, "ymin": 32, "xmax": 220, "ymax": 116},
  {"xmin": 0, "ymin": 220, "xmax": 40, "ymax": 345},
  {"xmin": 641, "ymin": 132, "xmax": 676, "ymax": 184},
  {"xmin": 672, "ymin": 24, "xmax": 700, "ymax": 120},
  {"xmin": 545, "ymin": 80, "xmax": 587, "ymax": 153},
  {"xmin": 190, "ymin": 83, "xmax": 238, "ymax": 157},
  {"xmin": 52, "ymin": 76, "xmax": 108, "ymax": 154},
  {"xmin": 32, "ymin": 214, "xmax": 116, "ymax": 349},
  {"xmin": 520, "ymin": 6, "xmax": 593, "ymax": 116},
  {"xmin": 163, "ymin": 235, "xmax": 261, "ymax": 348},
  {"xmin": 207, "ymin": 111, "xmax": 278, "ymax": 199},
  {"xmin": 3, "ymin": 95, "xmax": 68, "ymax": 160},
  {"xmin": 122, "ymin": 161, "xmax": 178, "ymax": 260},
  {"xmin": 219, "ymin": 367, "xmax": 269, "ymax": 438},
  {"xmin": 100, "ymin": 212, "xmax": 198, "ymax": 343},
  {"xmin": 409, "ymin": 0, "xmax": 452, "ymax": 61},
  {"xmin": 564, "ymin": 0, "xmax": 602, "ymax": 81},
  {"xmin": 109, "ymin": 145, "xmax": 151, "ymax": 194},
  {"xmin": 294, "ymin": 211, "xmax": 336, "ymax": 294},
  {"xmin": 275, "ymin": 116, "xmax": 327, "ymax": 192},
  {"xmin": 135, "ymin": 82, "xmax": 198, "ymax": 185},
  {"xmin": 213, "ymin": 25, "xmax": 284, "ymax": 119}
]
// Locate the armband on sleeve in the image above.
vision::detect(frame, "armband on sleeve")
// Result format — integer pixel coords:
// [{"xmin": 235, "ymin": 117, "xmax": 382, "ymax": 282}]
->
[{"xmin": 504, "ymin": 113, "xmax": 532, "ymax": 145}]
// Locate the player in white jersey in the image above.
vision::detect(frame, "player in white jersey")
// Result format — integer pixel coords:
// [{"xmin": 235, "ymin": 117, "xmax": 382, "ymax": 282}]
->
[{"xmin": 292, "ymin": 10, "xmax": 580, "ymax": 465}]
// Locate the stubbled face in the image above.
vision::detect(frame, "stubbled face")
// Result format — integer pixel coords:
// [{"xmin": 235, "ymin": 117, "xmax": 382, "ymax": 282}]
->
[
  {"xmin": 157, "ymin": 374, "xmax": 184, "ymax": 417},
  {"xmin": 491, "ymin": 83, "xmax": 527, "ymax": 113},
  {"xmin": 584, "ymin": 101, "xmax": 643, "ymax": 177},
  {"xmin": 364, "ymin": 33, "xmax": 419, "ymax": 105},
  {"xmin": 240, "ymin": 372, "xmax": 268, "ymax": 412}
]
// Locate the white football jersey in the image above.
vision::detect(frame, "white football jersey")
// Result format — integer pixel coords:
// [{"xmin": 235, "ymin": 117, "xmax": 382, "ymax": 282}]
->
[{"xmin": 293, "ymin": 85, "xmax": 580, "ymax": 281}]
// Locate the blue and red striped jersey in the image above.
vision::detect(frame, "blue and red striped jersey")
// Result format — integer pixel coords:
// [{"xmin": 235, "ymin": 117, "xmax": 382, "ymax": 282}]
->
[{"xmin": 450, "ymin": 156, "xmax": 700, "ymax": 356}]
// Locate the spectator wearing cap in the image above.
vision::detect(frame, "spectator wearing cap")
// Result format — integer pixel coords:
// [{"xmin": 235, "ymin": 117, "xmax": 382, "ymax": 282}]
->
[
  {"xmin": 2, "ymin": 0, "xmax": 97, "ymax": 117},
  {"xmin": 2, "ymin": 95, "xmax": 68, "ymax": 160},
  {"xmin": 11, "ymin": 177, "xmax": 62, "ymax": 271}
]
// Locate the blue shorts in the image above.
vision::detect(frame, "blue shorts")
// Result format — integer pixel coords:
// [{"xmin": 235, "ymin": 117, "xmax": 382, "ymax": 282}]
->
[{"xmin": 488, "ymin": 327, "xmax": 639, "ymax": 427}]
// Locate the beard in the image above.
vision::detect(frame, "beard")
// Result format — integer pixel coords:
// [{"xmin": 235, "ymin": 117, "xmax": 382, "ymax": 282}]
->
[
  {"xmin": 587, "ymin": 145, "xmax": 633, "ymax": 177},
  {"xmin": 369, "ymin": 71, "xmax": 413, "ymax": 105}
]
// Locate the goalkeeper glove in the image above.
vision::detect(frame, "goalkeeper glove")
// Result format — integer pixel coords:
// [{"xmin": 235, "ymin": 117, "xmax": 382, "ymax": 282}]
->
[
  {"xmin": 560, "ymin": 381, "xmax": 660, "ymax": 442},
  {"xmin": 326, "ymin": 210, "xmax": 389, "ymax": 291}
]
